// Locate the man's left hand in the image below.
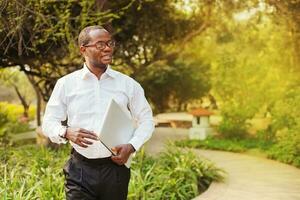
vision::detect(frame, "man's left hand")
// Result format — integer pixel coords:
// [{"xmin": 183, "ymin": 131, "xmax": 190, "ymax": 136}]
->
[{"xmin": 111, "ymin": 144, "xmax": 135, "ymax": 165}]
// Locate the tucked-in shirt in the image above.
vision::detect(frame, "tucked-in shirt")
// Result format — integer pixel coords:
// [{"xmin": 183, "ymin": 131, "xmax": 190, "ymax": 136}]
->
[{"xmin": 42, "ymin": 64, "xmax": 154, "ymax": 159}]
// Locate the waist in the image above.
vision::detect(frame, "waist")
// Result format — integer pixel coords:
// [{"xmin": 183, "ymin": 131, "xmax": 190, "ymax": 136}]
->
[
  {"xmin": 71, "ymin": 148, "xmax": 113, "ymax": 165},
  {"xmin": 70, "ymin": 141, "xmax": 112, "ymax": 158}
]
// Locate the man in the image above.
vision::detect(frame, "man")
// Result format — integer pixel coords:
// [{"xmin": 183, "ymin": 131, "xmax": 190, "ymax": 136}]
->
[{"xmin": 42, "ymin": 25, "xmax": 154, "ymax": 200}]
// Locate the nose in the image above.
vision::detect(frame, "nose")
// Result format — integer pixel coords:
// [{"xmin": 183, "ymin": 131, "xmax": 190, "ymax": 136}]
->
[{"xmin": 102, "ymin": 44, "xmax": 113, "ymax": 52}]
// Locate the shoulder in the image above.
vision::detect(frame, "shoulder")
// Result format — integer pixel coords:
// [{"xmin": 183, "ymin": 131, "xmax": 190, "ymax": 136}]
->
[
  {"xmin": 111, "ymin": 68, "xmax": 142, "ymax": 88},
  {"xmin": 56, "ymin": 68, "xmax": 83, "ymax": 85}
]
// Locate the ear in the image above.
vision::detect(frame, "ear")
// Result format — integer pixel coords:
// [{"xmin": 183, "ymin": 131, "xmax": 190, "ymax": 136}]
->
[{"xmin": 80, "ymin": 46, "xmax": 86, "ymax": 54}]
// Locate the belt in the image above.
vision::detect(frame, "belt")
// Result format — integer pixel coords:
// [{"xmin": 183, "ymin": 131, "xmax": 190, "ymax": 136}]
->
[{"xmin": 71, "ymin": 148, "xmax": 113, "ymax": 165}]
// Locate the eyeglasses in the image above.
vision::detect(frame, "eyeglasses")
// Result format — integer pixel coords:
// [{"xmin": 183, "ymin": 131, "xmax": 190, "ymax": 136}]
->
[{"xmin": 83, "ymin": 40, "xmax": 116, "ymax": 50}]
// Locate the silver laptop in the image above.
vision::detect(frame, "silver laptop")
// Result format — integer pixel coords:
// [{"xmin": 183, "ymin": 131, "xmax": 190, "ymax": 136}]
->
[{"xmin": 98, "ymin": 99, "xmax": 136, "ymax": 167}]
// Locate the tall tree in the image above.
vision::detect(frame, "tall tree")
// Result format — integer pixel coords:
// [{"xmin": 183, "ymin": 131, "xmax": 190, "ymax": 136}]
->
[
  {"xmin": 263, "ymin": 0, "xmax": 300, "ymax": 68},
  {"xmin": 0, "ymin": 0, "xmax": 130, "ymax": 101}
]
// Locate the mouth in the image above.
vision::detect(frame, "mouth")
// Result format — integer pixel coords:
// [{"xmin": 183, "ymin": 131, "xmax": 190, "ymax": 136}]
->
[{"xmin": 102, "ymin": 55, "xmax": 112, "ymax": 60}]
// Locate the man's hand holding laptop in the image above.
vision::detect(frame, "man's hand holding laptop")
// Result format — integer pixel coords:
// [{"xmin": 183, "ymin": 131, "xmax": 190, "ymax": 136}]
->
[
  {"xmin": 65, "ymin": 127, "xmax": 134, "ymax": 165},
  {"xmin": 111, "ymin": 144, "xmax": 135, "ymax": 165},
  {"xmin": 65, "ymin": 127, "xmax": 98, "ymax": 148}
]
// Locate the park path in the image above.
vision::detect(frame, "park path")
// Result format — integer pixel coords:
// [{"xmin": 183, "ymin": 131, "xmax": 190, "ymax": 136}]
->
[{"xmin": 145, "ymin": 128, "xmax": 300, "ymax": 200}]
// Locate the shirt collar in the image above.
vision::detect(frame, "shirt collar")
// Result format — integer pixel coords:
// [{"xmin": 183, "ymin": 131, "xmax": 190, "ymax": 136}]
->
[{"xmin": 81, "ymin": 63, "xmax": 117, "ymax": 80}]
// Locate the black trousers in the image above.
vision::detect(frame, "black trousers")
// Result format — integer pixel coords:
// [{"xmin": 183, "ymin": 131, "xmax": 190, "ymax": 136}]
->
[{"xmin": 63, "ymin": 149, "xmax": 130, "ymax": 200}]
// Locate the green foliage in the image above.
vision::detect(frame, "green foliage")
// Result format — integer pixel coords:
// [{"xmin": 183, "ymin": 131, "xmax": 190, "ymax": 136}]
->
[
  {"xmin": 183, "ymin": 4, "xmax": 298, "ymax": 139},
  {"xmin": 176, "ymin": 137, "xmax": 274, "ymax": 153},
  {"xmin": 0, "ymin": 112, "xmax": 10, "ymax": 145},
  {"xmin": 111, "ymin": 0, "xmax": 206, "ymax": 71},
  {"xmin": 140, "ymin": 57, "xmax": 211, "ymax": 113},
  {"xmin": 175, "ymin": 135, "xmax": 300, "ymax": 168},
  {"xmin": 1, "ymin": 145, "xmax": 67, "ymax": 199},
  {"xmin": 266, "ymin": 85, "xmax": 300, "ymax": 167},
  {"xmin": 0, "ymin": 1, "xmax": 133, "ymax": 101},
  {"xmin": 0, "ymin": 102, "xmax": 35, "ymax": 122},
  {"xmin": 176, "ymin": 138, "xmax": 246, "ymax": 153},
  {"xmin": 256, "ymin": 129, "xmax": 276, "ymax": 144},
  {"xmin": 129, "ymin": 146, "xmax": 225, "ymax": 200},
  {"xmin": 1, "ymin": 144, "xmax": 225, "ymax": 199},
  {"xmin": 1, "ymin": 0, "xmax": 212, "ymax": 103},
  {"xmin": 0, "ymin": 102, "xmax": 35, "ymax": 144},
  {"xmin": 0, "ymin": 68, "xmax": 35, "ymax": 108},
  {"xmin": 217, "ymin": 112, "xmax": 249, "ymax": 139},
  {"xmin": 267, "ymin": 128, "xmax": 300, "ymax": 168}
]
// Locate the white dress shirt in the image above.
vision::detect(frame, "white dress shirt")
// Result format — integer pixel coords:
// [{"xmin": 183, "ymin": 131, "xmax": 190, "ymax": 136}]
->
[{"xmin": 42, "ymin": 64, "xmax": 154, "ymax": 159}]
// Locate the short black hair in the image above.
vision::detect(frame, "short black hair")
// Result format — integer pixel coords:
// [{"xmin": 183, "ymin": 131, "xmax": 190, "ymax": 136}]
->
[{"xmin": 78, "ymin": 25, "xmax": 108, "ymax": 46}]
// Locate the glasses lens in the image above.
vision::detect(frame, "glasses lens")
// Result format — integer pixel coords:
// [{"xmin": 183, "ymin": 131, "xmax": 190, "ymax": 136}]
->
[
  {"xmin": 95, "ymin": 40, "xmax": 116, "ymax": 50},
  {"xmin": 96, "ymin": 42, "xmax": 106, "ymax": 50},
  {"xmin": 108, "ymin": 40, "xmax": 116, "ymax": 48}
]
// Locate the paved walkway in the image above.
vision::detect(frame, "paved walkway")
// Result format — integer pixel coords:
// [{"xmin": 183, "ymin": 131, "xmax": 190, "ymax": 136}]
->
[{"xmin": 145, "ymin": 128, "xmax": 300, "ymax": 200}]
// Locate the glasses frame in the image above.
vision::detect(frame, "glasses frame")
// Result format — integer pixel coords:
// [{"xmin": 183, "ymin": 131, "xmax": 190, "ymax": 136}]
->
[{"xmin": 83, "ymin": 40, "xmax": 116, "ymax": 50}]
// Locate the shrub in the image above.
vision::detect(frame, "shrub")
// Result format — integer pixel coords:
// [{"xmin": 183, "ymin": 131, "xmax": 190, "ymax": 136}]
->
[
  {"xmin": 175, "ymin": 138, "xmax": 246, "ymax": 152},
  {"xmin": 267, "ymin": 128, "xmax": 300, "ymax": 167},
  {"xmin": 1, "ymin": 144, "xmax": 225, "ymax": 199},
  {"xmin": 0, "ymin": 102, "xmax": 36, "ymax": 122},
  {"xmin": 267, "ymin": 86, "xmax": 300, "ymax": 168},
  {"xmin": 0, "ymin": 102, "xmax": 35, "ymax": 140},
  {"xmin": 129, "ymin": 147, "xmax": 225, "ymax": 200},
  {"xmin": 218, "ymin": 117, "xmax": 249, "ymax": 139}
]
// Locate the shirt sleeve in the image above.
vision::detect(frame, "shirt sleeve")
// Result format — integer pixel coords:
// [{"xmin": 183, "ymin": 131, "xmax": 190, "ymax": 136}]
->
[
  {"xmin": 128, "ymin": 83, "xmax": 155, "ymax": 151},
  {"xmin": 42, "ymin": 78, "xmax": 68, "ymax": 144}
]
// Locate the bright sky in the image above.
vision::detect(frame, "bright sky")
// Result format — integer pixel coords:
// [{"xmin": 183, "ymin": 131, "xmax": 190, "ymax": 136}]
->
[
  {"xmin": 233, "ymin": 0, "xmax": 274, "ymax": 21},
  {"xmin": 173, "ymin": 0, "xmax": 199, "ymax": 16}
]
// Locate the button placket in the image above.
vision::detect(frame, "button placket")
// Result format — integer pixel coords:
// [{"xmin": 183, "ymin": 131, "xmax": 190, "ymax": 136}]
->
[{"xmin": 94, "ymin": 79, "xmax": 102, "ymax": 133}]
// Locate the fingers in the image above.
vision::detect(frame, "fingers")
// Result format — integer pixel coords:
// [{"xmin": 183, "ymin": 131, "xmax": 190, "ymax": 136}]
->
[
  {"xmin": 75, "ymin": 136, "xmax": 93, "ymax": 148},
  {"xmin": 77, "ymin": 141, "xmax": 88, "ymax": 148},
  {"xmin": 111, "ymin": 145, "xmax": 122, "ymax": 154},
  {"xmin": 79, "ymin": 128, "xmax": 92, "ymax": 133},
  {"xmin": 68, "ymin": 128, "xmax": 99, "ymax": 148},
  {"xmin": 79, "ymin": 128, "xmax": 98, "ymax": 137},
  {"xmin": 111, "ymin": 145, "xmax": 131, "ymax": 165},
  {"xmin": 80, "ymin": 138, "xmax": 93, "ymax": 145},
  {"xmin": 78, "ymin": 132, "xmax": 98, "ymax": 140},
  {"xmin": 111, "ymin": 155, "xmax": 124, "ymax": 165}
]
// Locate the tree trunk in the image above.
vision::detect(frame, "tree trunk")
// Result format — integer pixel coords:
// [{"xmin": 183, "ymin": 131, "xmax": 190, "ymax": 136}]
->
[
  {"xmin": 13, "ymin": 85, "xmax": 29, "ymax": 119},
  {"xmin": 26, "ymin": 74, "xmax": 41, "ymax": 126}
]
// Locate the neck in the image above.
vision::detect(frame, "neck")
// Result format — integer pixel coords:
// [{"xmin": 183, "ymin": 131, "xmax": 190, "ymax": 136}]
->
[{"xmin": 85, "ymin": 61, "xmax": 107, "ymax": 79}]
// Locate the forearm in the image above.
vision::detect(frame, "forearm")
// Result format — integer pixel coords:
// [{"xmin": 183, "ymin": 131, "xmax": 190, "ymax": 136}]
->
[
  {"xmin": 129, "ymin": 120, "xmax": 155, "ymax": 151},
  {"xmin": 42, "ymin": 78, "xmax": 68, "ymax": 144}
]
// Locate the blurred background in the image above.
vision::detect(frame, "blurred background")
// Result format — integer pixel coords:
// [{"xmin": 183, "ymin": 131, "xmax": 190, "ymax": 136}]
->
[{"xmin": 0, "ymin": 0, "xmax": 299, "ymax": 199}]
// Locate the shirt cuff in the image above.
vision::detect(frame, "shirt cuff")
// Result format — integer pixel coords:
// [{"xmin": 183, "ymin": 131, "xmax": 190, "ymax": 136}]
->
[
  {"xmin": 128, "ymin": 137, "xmax": 143, "ymax": 152},
  {"xmin": 49, "ymin": 126, "xmax": 68, "ymax": 144}
]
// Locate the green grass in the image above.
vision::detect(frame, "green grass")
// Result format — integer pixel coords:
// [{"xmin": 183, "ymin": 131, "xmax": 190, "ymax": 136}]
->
[
  {"xmin": 0, "ymin": 144, "xmax": 225, "ymax": 200},
  {"xmin": 175, "ymin": 137, "xmax": 274, "ymax": 153},
  {"xmin": 175, "ymin": 136, "xmax": 300, "ymax": 168}
]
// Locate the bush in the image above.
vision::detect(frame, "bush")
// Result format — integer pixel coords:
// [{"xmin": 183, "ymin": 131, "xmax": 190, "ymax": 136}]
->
[
  {"xmin": 267, "ymin": 86, "xmax": 300, "ymax": 168},
  {"xmin": 0, "ymin": 102, "xmax": 35, "ymax": 141},
  {"xmin": 218, "ymin": 117, "xmax": 249, "ymax": 139},
  {"xmin": 0, "ymin": 102, "xmax": 36, "ymax": 121},
  {"xmin": 0, "ymin": 112, "xmax": 10, "ymax": 146},
  {"xmin": 1, "ymin": 144, "xmax": 225, "ymax": 199},
  {"xmin": 129, "ymin": 147, "xmax": 225, "ymax": 200},
  {"xmin": 175, "ymin": 138, "xmax": 246, "ymax": 153},
  {"xmin": 267, "ymin": 128, "xmax": 300, "ymax": 167}
]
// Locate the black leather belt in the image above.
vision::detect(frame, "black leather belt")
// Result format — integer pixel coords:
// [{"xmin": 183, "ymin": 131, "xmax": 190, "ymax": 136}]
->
[{"xmin": 71, "ymin": 148, "xmax": 113, "ymax": 165}]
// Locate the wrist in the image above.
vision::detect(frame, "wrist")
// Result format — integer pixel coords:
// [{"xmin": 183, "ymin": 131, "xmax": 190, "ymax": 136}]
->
[
  {"xmin": 59, "ymin": 127, "xmax": 68, "ymax": 139},
  {"xmin": 129, "ymin": 143, "xmax": 136, "ymax": 153}
]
